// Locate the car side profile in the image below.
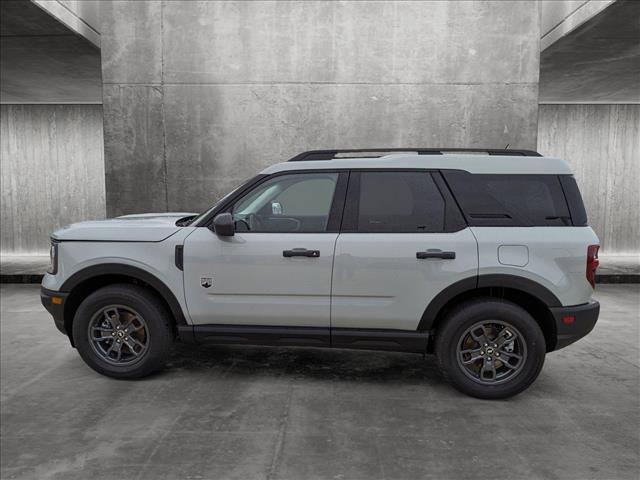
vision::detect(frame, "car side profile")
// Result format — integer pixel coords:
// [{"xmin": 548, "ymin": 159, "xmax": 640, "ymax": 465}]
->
[{"xmin": 41, "ymin": 148, "xmax": 600, "ymax": 399}]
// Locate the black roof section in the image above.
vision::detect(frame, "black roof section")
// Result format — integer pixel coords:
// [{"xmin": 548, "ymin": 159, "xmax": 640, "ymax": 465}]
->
[{"xmin": 288, "ymin": 148, "xmax": 542, "ymax": 161}]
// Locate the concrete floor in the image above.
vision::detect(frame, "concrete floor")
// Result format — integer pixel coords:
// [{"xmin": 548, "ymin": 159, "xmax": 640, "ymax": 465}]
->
[{"xmin": 1, "ymin": 285, "xmax": 638, "ymax": 480}]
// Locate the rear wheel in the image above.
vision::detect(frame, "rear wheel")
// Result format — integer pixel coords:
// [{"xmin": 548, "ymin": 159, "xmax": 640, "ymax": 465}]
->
[
  {"xmin": 435, "ymin": 299, "xmax": 546, "ymax": 399},
  {"xmin": 72, "ymin": 284, "xmax": 173, "ymax": 379}
]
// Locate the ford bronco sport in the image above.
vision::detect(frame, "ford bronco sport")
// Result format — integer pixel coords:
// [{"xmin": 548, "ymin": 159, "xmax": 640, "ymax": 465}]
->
[{"xmin": 41, "ymin": 148, "xmax": 600, "ymax": 399}]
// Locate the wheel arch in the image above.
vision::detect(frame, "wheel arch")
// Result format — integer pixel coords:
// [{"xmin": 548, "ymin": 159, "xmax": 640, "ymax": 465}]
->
[
  {"xmin": 61, "ymin": 264, "xmax": 187, "ymax": 345},
  {"xmin": 420, "ymin": 275, "xmax": 559, "ymax": 352}
]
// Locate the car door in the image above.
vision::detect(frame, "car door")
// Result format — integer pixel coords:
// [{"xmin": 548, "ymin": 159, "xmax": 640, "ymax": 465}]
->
[
  {"xmin": 183, "ymin": 171, "xmax": 347, "ymax": 328},
  {"xmin": 331, "ymin": 170, "xmax": 478, "ymax": 331}
]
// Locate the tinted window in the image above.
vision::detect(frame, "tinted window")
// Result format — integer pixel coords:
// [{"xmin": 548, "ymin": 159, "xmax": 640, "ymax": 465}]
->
[
  {"xmin": 232, "ymin": 173, "xmax": 338, "ymax": 232},
  {"xmin": 559, "ymin": 176, "xmax": 588, "ymax": 226},
  {"xmin": 443, "ymin": 172, "xmax": 572, "ymax": 226},
  {"xmin": 351, "ymin": 172, "xmax": 445, "ymax": 233}
]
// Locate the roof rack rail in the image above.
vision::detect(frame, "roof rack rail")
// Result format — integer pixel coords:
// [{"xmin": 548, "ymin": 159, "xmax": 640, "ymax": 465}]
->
[{"xmin": 288, "ymin": 148, "xmax": 542, "ymax": 161}]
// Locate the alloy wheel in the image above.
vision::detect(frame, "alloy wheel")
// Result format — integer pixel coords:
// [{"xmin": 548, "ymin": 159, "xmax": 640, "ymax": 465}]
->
[
  {"xmin": 88, "ymin": 305, "xmax": 149, "ymax": 366},
  {"xmin": 456, "ymin": 320, "xmax": 527, "ymax": 385}
]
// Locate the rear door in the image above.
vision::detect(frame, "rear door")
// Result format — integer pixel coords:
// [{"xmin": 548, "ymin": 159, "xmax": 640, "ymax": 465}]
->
[{"xmin": 331, "ymin": 170, "xmax": 478, "ymax": 331}]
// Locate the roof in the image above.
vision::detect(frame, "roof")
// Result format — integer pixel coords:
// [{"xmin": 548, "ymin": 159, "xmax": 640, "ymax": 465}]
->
[{"xmin": 261, "ymin": 153, "xmax": 573, "ymax": 175}]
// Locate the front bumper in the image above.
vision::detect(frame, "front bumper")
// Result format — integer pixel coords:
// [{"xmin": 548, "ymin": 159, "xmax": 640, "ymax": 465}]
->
[
  {"xmin": 550, "ymin": 300, "xmax": 600, "ymax": 350},
  {"xmin": 40, "ymin": 287, "xmax": 69, "ymax": 336}
]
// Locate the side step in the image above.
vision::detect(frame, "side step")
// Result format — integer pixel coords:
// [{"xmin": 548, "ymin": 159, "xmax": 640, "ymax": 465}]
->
[
  {"xmin": 332, "ymin": 328, "xmax": 429, "ymax": 353},
  {"xmin": 177, "ymin": 325, "xmax": 430, "ymax": 354}
]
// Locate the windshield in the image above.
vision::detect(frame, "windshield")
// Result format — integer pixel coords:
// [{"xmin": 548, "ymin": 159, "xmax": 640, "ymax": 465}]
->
[{"xmin": 189, "ymin": 175, "xmax": 263, "ymax": 226}]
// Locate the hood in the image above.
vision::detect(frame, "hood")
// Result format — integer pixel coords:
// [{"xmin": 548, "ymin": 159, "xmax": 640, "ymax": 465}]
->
[{"xmin": 52, "ymin": 213, "xmax": 197, "ymax": 242}]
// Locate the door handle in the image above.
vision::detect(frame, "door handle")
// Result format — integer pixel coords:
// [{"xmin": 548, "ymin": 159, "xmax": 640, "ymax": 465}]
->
[
  {"xmin": 416, "ymin": 249, "xmax": 456, "ymax": 260},
  {"xmin": 283, "ymin": 248, "xmax": 320, "ymax": 258}
]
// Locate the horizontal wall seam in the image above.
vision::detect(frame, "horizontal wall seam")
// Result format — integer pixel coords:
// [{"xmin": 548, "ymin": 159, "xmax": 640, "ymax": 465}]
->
[
  {"xmin": 539, "ymin": 101, "xmax": 640, "ymax": 105},
  {"xmin": 0, "ymin": 34, "xmax": 79, "ymax": 38},
  {"xmin": 102, "ymin": 82, "xmax": 539, "ymax": 87},
  {"xmin": 0, "ymin": 102, "xmax": 103, "ymax": 105}
]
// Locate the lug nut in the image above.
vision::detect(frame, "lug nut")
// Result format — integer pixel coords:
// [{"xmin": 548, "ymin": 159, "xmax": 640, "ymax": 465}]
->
[
  {"xmin": 496, "ymin": 352, "xmax": 500, "ymax": 357},
  {"xmin": 480, "ymin": 351, "xmax": 484, "ymax": 355}
]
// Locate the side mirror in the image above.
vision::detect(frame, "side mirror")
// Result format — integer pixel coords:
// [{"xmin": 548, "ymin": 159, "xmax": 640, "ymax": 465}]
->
[{"xmin": 211, "ymin": 213, "xmax": 235, "ymax": 236}]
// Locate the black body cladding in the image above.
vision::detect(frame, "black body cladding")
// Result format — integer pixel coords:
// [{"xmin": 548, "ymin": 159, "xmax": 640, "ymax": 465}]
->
[
  {"xmin": 60, "ymin": 264, "xmax": 188, "ymax": 326},
  {"xmin": 177, "ymin": 325, "xmax": 430, "ymax": 354},
  {"xmin": 174, "ymin": 245, "xmax": 184, "ymax": 271}
]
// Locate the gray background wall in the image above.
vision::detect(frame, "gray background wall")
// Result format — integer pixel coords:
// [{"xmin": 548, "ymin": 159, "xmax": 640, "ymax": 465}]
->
[
  {"xmin": 4, "ymin": 104, "xmax": 635, "ymax": 256},
  {"xmin": 0, "ymin": 104, "xmax": 105, "ymax": 254},
  {"xmin": 1, "ymin": 1, "xmax": 638, "ymax": 257},
  {"xmin": 0, "ymin": 0, "xmax": 102, "ymax": 104},
  {"xmin": 0, "ymin": 0, "xmax": 104, "ymax": 256},
  {"xmin": 101, "ymin": 0, "xmax": 540, "ymax": 217},
  {"xmin": 538, "ymin": 104, "xmax": 640, "ymax": 255}
]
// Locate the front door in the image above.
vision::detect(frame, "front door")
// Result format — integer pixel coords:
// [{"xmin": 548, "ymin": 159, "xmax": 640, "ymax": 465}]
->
[
  {"xmin": 183, "ymin": 171, "xmax": 347, "ymax": 327},
  {"xmin": 331, "ymin": 170, "xmax": 478, "ymax": 331}
]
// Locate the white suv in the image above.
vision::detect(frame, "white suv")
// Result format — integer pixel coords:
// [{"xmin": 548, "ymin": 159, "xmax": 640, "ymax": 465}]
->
[{"xmin": 41, "ymin": 148, "xmax": 601, "ymax": 399}]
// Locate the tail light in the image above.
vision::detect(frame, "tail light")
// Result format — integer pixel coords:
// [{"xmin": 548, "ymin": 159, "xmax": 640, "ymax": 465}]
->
[{"xmin": 586, "ymin": 245, "xmax": 600, "ymax": 288}]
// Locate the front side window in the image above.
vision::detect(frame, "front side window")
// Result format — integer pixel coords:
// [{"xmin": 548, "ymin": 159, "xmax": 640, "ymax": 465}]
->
[
  {"xmin": 348, "ymin": 171, "xmax": 445, "ymax": 233},
  {"xmin": 231, "ymin": 173, "xmax": 338, "ymax": 232}
]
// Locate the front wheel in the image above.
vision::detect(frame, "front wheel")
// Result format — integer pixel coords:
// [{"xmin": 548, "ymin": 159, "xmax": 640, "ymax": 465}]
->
[
  {"xmin": 72, "ymin": 284, "xmax": 173, "ymax": 379},
  {"xmin": 435, "ymin": 299, "xmax": 546, "ymax": 399}
]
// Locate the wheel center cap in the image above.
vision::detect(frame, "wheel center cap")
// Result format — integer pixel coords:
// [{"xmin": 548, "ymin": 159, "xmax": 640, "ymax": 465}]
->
[
  {"xmin": 117, "ymin": 331, "xmax": 125, "ymax": 338},
  {"xmin": 486, "ymin": 347, "xmax": 495, "ymax": 355}
]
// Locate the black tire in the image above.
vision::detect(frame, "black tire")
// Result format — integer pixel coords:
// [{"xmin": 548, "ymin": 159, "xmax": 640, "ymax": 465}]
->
[
  {"xmin": 72, "ymin": 284, "xmax": 173, "ymax": 379},
  {"xmin": 435, "ymin": 298, "xmax": 546, "ymax": 399}
]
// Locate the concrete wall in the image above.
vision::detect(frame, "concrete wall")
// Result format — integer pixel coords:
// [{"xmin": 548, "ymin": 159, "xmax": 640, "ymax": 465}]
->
[
  {"xmin": 540, "ymin": 0, "xmax": 614, "ymax": 51},
  {"xmin": 539, "ymin": 0, "xmax": 640, "ymax": 104},
  {"xmin": 31, "ymin": 0, "xmax": 102, "ymax": 47},
  {"xmin": 0, "ymin": 104, "xmax": 106, "ymax": 254},
  {"xmin": 101, "ymin": 0, "xmax": 541, "ymax": 217},
  {"xmin": 0, "ymin": 0, "xmax": 102, "ymax": 104},
  {"xmin": 538, "ymin": 104, "xmax": 640, "ymax": 255}
]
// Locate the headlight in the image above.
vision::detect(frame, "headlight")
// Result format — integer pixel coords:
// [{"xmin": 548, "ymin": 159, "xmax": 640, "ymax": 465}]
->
[{"xmin": 47, "ymin": 242, "xmax": 58, "ymax": 275}]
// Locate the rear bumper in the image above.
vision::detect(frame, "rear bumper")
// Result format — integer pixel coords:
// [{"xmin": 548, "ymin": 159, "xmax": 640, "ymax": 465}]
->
[
  {"xmin": 550, "ymin": 300, "xmax": 600, "ymax": 350},
  {"xmin": 40, "ymin": 287, "xmax": 69, "ymax": 335}
]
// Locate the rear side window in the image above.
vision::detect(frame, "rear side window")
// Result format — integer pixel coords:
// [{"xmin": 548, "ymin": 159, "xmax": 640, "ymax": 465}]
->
[
  {"xmin": 442, "ymin": 171, "xmax": 574, "ymax": 227},
  {"xmin": 344, "ymin": 171, "xmax": 446, "ymax": 233},
  {"xmin": 559, "ymin": 176, "xmax": 588, "ymax": 226}
]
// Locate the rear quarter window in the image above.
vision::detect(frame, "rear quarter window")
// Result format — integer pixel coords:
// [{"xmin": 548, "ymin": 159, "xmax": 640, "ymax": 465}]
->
[
  {"xmin": 442, "ymin": 171, "xmax": 576, "ymax": 227},
  {"xmin": 559, "ymin": 176, "xmax": 588, "ymax": 226}
]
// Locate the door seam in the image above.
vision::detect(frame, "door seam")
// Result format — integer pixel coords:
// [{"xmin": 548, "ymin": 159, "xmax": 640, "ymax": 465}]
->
[{"xmin": 329, "ymin": 233, "xmax": 340, "ymax": 346}]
